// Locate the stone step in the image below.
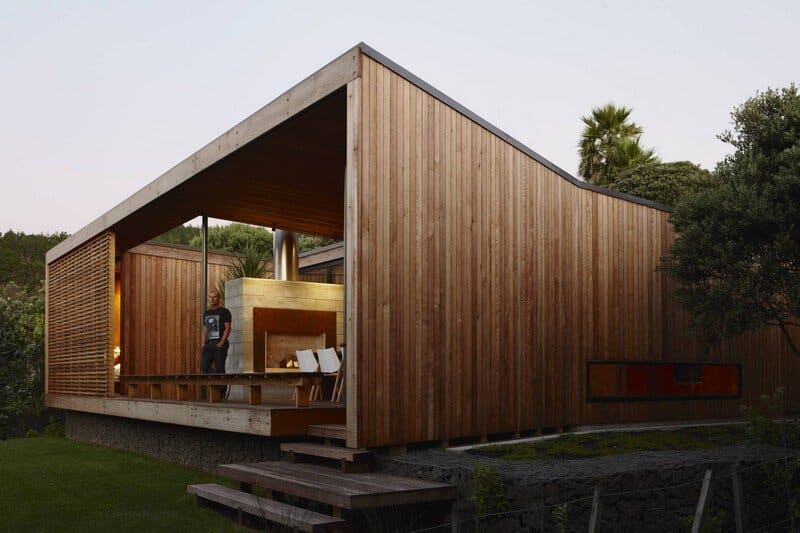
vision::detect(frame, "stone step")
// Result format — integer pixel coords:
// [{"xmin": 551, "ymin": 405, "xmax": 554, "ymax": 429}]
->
[
  {"xmin": 281, "ymin": 442, "xmax": 373, "ymax": 473},
  {"xmin": 188, "ymin": 483, "xmax": 348, "ymax": 532},
  {"xmin": 307, "ymin": 423, "xmax": 346, "ymax": 440}
]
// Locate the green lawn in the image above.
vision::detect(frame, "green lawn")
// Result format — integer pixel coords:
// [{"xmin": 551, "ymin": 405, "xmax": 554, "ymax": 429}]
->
[
  {"xmin": 0, "ymin": 437, "xmax": 248, "ymax": 532},
  {"xmin": 476, "ymin": 424, "xmax": 750, "ymax": 461}
]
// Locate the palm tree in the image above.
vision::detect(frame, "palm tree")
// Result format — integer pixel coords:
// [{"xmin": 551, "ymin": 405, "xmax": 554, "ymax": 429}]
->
[{"xmin": 578, "ymin": 104, "xmax": 658, "ymax": 186}]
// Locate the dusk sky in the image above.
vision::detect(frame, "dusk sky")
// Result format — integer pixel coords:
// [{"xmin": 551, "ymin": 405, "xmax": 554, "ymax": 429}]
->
[{"xmin": 2, "ymin": 0, "xmax": 798, "ymax": 234}]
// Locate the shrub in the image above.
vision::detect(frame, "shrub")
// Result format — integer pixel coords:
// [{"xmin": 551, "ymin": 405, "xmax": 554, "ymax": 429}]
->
[
  {"xmin": 741, "ymin": 388, "xmax": 800, "ymax": 529},
  {"xmin": 552, "ymin": 502, "xmax": 575, "ymax": 533},
  {"xmin": 44, "ymin": 417, "xmax": 64, "ymax": 438},
  {"xmin": 471, "ymin": 464, "xmax": 507, "ymax": 515}
]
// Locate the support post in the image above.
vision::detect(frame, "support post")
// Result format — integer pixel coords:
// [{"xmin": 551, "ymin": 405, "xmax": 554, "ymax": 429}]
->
[
  {"xmin": 201, "ymin": 215, "xmax": 208, "ymax": 324},
  {"xmin": 731, "ymin": 464, "xmax": 745, "ymax": 533},
  {"xmin": 588, "ymin": 486, "xmax": 602, "ymax": 533},
  {"xmin": 691, "ymin": 469, "xmax": 713, "ymax": 533}
]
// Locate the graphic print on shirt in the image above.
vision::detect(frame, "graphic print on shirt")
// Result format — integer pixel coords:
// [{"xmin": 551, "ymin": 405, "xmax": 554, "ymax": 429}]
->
[{"xmin": 206, "ymin": 315, "xmax": 220, "ymax": 340}]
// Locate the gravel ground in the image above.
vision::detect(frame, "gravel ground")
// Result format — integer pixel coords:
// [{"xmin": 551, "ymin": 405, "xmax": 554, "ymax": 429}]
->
[{"xmin": 380, "ymin": 444, "xmax": 800, "ymax": 482}]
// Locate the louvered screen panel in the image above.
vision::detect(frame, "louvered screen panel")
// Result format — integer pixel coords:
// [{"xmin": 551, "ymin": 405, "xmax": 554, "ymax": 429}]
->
[{"xmin": 47, "ymin": 233, "xmax": 114, "ymax": 396}]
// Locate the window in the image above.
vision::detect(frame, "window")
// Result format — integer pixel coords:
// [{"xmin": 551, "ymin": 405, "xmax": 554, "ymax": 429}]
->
[{"xmin": 586, "ymin": 361, "xmax": 741, "ymax": 402}]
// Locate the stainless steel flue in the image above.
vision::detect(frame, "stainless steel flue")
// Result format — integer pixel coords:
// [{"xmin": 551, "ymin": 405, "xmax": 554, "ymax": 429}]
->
[{"xmin": 273, "ymin": 229, "xmax": 299, "ymax": 281}]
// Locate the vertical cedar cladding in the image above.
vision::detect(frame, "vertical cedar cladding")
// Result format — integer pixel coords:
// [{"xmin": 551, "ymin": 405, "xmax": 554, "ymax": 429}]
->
[
  {"xmin": 352, "ymin": 54, "xmax": 800, "ymax": 448},
  {"xmin": 121, "ymin": 245, "xmax": 228, "ymax": 399},
  {"xmin": 46, "ymin": 233, "xmax": 115, "ymax": 396}
]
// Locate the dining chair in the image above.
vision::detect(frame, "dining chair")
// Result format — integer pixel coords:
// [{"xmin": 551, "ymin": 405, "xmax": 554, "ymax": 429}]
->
[
  {"xmin": 316, "ymin": 347, "xmax": 342, "ymax": 402},
  {"xmin": 295, "ymin": 349, "xmax": 321, "ymax": 402}
]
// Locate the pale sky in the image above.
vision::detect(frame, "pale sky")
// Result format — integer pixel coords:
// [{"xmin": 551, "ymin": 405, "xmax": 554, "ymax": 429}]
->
[{"xmin": 2, "ymin": 0, "xmax": 798, "ymax": 234}]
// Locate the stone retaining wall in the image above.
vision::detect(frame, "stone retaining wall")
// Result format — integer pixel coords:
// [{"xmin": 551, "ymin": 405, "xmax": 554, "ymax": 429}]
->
[
  {"xmin": 381, "ymin": 446, "xmax": 799, "ymax": 533},
  {"xmin": 65, "ymin": 411, "xmax": 281, "ymax": 472}
]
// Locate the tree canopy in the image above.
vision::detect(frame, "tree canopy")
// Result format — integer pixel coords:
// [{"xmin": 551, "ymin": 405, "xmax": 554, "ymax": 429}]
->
[
  {"xmin": 578, "ymin": 104, "xmax": 659, "ymax": 185},
  {"xmin": 603, "ymin": 161, "xmax": 716, "ymax": 207},
  {"xmin": 0, "ymin": 231, "xmax": 68, "ymax": 290},
  {"xmin": 153, "ymin": 223, "xmax": 335, "ymax": 259},
  {"xmin": 661, "ymin": 85, "xmax": 800, "ymax": 356},
  {"xmin": 187, "ymin": 223, "xmax": 274, "ymax": 257}
]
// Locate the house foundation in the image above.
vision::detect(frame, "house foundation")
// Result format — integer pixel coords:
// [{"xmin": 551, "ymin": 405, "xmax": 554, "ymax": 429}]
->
[{"xmin": 65, "ymin": 411, "xmax": 282, "ymax": 472}]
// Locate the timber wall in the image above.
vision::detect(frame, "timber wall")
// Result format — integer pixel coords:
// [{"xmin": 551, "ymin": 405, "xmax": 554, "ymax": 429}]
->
[
  {"xmin": 120, "ymin": 244, "xmax": 228, "ymax": 399},
  {"xmin": 46, "ymin": 233, "xmax": 115, "ymax": 396},
  {"xmin": 348, "ymin": 54, "xmax": 800, "ymax": 448}
]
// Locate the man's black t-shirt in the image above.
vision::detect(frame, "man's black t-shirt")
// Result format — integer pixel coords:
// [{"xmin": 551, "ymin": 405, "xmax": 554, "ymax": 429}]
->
[{"xmin": 203, "ymin": 307, "xmax": 232, "ymax": 348}]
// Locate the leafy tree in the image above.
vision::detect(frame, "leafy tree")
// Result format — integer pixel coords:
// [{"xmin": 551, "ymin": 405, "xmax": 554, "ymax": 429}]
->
[
  {"xmin": 578, "ymin": 104, "xmax": 659, "ymax": 185},
  {"xmin": 298, "ymin": 234, "xmax": 336, "ymax": 252},
  {"xmin": 0, "ymin": 283, "xmax": 45, "ymax": 436},
  {"xmin": 0, "ymin": 231, "xmax": 68, "ymax": 291},
  {"xmin": 603, "ymin": 161, "xmax": 716, "ymax": 206},
  {"xmin": 188, "ymin": 223, "xmax": 274, "ymax": 258},
  {"xmin": 154, "ymin": 223, "xmax": 335, "ymax": 257},
  {"xmin": 661, "ymin": 85, "xmax": 800, "ymax": 357},
  {"xmin": 149, "ymin": 225, "xmax": 199, "ymax": 246}
]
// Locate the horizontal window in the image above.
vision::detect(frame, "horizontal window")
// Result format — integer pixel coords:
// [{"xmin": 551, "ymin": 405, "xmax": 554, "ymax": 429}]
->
[{"xmin": 587, "ymin": 361, "xmax": 742, "ymax": 402}]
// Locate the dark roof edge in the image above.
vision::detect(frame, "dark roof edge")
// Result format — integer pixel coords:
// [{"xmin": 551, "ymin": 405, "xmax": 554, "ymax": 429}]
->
[
  {"xmin": 356, "ymin": 42, "xmax": 673, "ymax": 214},
  {"xmin": 298, "ymin": 240, "xmax": 344, "ymax": 258}
]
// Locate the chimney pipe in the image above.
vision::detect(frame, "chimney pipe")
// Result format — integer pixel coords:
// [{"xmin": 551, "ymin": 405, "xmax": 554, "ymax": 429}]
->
[{"xmin": 273, "ymin": 229, "xmax": 299, "ymax": 281}]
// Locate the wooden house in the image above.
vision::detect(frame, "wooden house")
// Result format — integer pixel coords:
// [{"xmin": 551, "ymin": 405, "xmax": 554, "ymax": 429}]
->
[{"xmin": 45, "ymin": 43, "xmax": 800, "ymax": 450}]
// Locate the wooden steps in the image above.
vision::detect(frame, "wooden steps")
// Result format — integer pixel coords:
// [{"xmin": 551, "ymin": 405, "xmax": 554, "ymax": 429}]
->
[
  {"xmin": 187, "ymin": 483, "xmax": 347, "ymax": 532},
  {"xmin": 281, "ymin": 442, "xmax": 372, "ymax": 473},
  {"xmin": 307, "ymin": 423, "xmax": 346, "ymax": 440},
  {"xmin": 216, "ymin": 461, "xmax": 457, "ymax": 510}
]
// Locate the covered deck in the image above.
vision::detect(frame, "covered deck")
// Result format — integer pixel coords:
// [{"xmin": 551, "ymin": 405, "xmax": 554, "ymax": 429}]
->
[{"xmin": 45, "ymin": 46, "xmax": 358, "ymax": 440}]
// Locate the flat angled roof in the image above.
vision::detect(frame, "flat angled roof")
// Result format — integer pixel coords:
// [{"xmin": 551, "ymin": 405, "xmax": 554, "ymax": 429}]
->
[
  {"xmin": 48, "ymin": 42, "xmax": 669, "ymax": 264},
  {"xmin": 47, "ymin": 46, "xmax": 360, "ymax": 263}
]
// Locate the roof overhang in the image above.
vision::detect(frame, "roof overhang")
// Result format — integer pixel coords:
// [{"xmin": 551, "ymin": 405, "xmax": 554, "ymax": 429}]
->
[
  {"xmin": 47, "ymin": 45, "xmax": 360, "ymax": 263},
  {"xmin": 48, "ymin": 42, "xmax": 672, "ymax": 264}
]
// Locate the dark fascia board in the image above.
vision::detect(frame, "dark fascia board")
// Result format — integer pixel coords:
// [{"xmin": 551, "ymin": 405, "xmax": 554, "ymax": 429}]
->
[
  {"xmin": 298, "ymin": 240, "xmax": 344, "ymax": 259},
  {"xmin": 356, "ymin": 42, "xmax": 673, "ymax": 214}
]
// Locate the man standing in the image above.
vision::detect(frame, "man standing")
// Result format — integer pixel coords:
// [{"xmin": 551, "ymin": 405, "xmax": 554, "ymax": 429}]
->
[{"xmin": 201, "ymin": 289, "xmax": 232, "ymax": 374}]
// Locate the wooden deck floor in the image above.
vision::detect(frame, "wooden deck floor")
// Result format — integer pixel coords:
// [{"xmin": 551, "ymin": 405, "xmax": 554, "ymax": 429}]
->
[
  {"xmin": 217, "ymin": 461, "xmax": 457, "ymax": 510},
  {"xmin": 46, "ymin": 393, "xmax": 345, "ymax": 437}
]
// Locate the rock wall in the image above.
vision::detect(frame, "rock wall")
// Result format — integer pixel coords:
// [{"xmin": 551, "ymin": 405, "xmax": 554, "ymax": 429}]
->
[
  {"xmin": 381, "ymin": 446, "xmax": 799, "ymax": 533},
  {"xmin": 65, "ymin": 411, "xmax": 281, "ymax": 472}
]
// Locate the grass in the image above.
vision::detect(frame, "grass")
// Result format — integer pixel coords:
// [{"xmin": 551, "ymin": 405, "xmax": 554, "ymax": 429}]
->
[
  {"xmin": 475, "ymin": 424, "xmax": 750, "ymax": 461},
  {"xmin": 0, "ymin": 437, "xmax": 249, "ymax": 532}
]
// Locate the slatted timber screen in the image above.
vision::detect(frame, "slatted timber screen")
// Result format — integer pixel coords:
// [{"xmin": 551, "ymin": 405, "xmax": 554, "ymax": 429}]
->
[
  {"xmin": 121, "ymin": 244, "xmax": 227, "ymax": 399},
  {"xmin": 47, "ymin": 232, "xmax": 115, "ymax": 396},
  {"xmin": 348, "ymin": 54, "xmax": 800, "ymax": 448}
]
